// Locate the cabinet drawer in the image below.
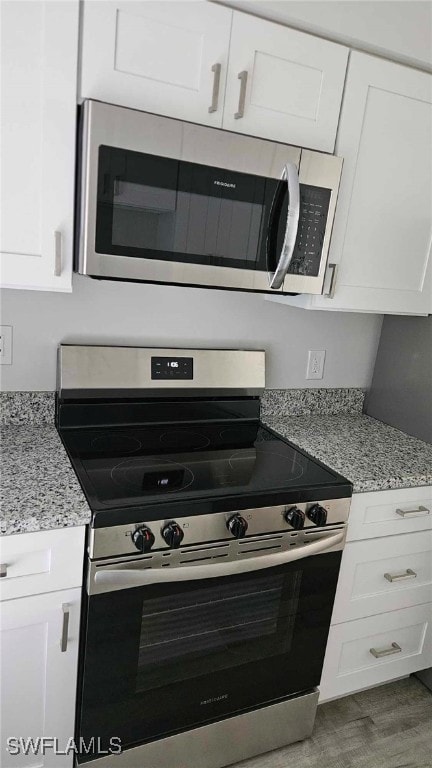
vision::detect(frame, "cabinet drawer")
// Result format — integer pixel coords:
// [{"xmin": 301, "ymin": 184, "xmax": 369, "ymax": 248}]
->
[
  {"xmin": 347, "ymin": 486, "xmax": 432, "ymax": 541},
  {"xmin": 0, "ymin": 527, "xmax": 85, "ymax": 601},
  {"xmin": 319, "ymin": 603, "xmax": 432, "ymax": 702},
  {"xmin": 332, "ymin": 531, "xmax": 432, "ymax": 623}
]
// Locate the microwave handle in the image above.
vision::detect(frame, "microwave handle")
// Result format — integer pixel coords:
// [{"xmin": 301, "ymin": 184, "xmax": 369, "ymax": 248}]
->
[
  {"xmin": 268, "ymin": 162, "xmax": 300, "ymax": 290},
  {"xmin": 91, "ymin": 529, "xmax": 344, "ymax": 593}
]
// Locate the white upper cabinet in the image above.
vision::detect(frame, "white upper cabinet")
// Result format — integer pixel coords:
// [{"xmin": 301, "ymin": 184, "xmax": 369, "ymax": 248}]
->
[
  {"xmin": 79, "ymin": 1, "xmax": 232, "ymax": 128},
  {"xmin": 79, "ymin": 2, "xmax": 348, "ymax": 151},
  {"xmin": 222, "ymin": 12, "xmax": 348, "ymax": 152},
  {"xmin": 0, "ymin": 1, "xmax": 79, "ymax": 292},
  {"xmin": 271, "ymin": 52, "xmax": 432, "ymax": 315}
]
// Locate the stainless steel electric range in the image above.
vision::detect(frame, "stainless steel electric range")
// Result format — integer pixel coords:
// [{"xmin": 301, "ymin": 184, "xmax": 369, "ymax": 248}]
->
[{"xmin": 56, "ymin": 345, "xmax": 352, "ymax": 768}]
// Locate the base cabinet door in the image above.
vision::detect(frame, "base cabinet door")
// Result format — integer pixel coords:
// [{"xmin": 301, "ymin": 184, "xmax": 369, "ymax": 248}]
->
[
  {"xmin": 0, "ymin": 1, "xmax": 79, "ymax": 292},
  {"xmin": 222, "ymin": 12, "xmax": 348, "ymax": 152},
  {"xmin": 0, "ymin": 588, "xmax": 81, "ymax": 768},
  {"xmin": 79, "ymin": 1, "xmax": 232, "ymax": 128}
]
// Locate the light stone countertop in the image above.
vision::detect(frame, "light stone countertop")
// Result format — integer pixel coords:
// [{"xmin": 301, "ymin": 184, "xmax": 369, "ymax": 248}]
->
[
  {"xmin": 0, "ymin": 424, "xmax": 91, "ymax": 536},
  {"xmin": 1, "ymin": 390, "xmax": 430, "ymax": 536},
  {"xmin": 263, "ymin": 414, "xmax": 432, "ymax": 494}
]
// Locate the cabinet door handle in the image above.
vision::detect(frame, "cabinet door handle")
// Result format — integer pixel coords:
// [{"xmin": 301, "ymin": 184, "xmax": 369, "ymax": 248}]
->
[
  {"xmin": 384, "ymin": 568, "xmax": 417, "ymax": 583},
  {"xmin": 54, "ymin": 230, "xmax": 62, "ymax": 277},
  {"xmin": 234, "ymin": 70, "xmax": 248, "ymax": 119},
  {"xmin": 370, "ymin": 642, "xmax": 402, "ymax": 659},
  {"xmin": 323, "ymin": 263, "xmax": 338, "ymax": 298},
  {"xmin": 396, "ymin": 506, "xmax": 430, "ymax": 518},
  {"xmin": 60, "ymin": 603, "xmax": 70, "ymax": 652},
  {"xmin": 0, "ymin": 564, "xmax": 7, "ymax": 578},
  {"xmin": 208, "ymin": 63, "xmax": 222, "ymax": 113}
]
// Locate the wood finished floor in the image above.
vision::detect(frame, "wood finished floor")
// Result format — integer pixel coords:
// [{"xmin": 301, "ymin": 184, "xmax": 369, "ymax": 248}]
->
[{"xmin": 233, "ymin": 678, "xmax": 432, "ymax": 768}]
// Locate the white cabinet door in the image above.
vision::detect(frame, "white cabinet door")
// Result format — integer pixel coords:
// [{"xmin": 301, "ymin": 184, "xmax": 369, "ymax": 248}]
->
[
  {"xmin": 0, "ymin": 1, "xmax": 79, "ymax": 292},
  {"xmin": 0, "ymin": 588, "xmax": 81, "ymax": 768},
  {"xmin": 313, "ymin": 51, "xmax": 432, "ymax": 314},
  {"xmin": 80, "ymin": 1, "xmax": 232, "ymax": 128},
  {"xmin": 222, "ymin": 12, "xmax": 348, "ymax": 152}
]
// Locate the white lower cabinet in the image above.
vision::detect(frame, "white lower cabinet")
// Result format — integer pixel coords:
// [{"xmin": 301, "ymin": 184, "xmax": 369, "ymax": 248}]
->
[
  {"xmin": 0, "ymin": 527, "xmax": 85, "ymax": 768},
  {"xmin": 0, "ymin": 588, "xmax": 82, "ymax": 768},
  {"xmin": 320, "ymin": 603, "xmax": 432, "ymax": 702},
  {"xmin": 320, "ymin": 486, "xmax": 432, "ymax": 702}
]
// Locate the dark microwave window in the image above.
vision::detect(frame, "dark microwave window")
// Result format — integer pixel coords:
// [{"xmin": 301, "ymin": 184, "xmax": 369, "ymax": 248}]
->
[{"xmin": 96, "ymin": 146, "xmax": 278, "ymax": 272}]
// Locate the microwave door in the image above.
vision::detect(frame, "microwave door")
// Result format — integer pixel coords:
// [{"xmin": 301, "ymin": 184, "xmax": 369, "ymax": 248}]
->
[{"xmin": 267, "ymin": 162, "xmax": 300, "ymax": 290}]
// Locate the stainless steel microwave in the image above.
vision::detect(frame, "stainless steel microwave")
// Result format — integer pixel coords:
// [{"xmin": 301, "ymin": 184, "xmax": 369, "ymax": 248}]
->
[{"xmin": 76, "ymin": 100, "xmax": 343, "ymax": 295}]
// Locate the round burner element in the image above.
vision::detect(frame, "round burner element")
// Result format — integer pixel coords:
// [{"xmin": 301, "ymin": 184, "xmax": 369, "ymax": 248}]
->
[
  {"xmin": 111, "ymin": 457, "xmax": 195, "ymax": 495},
  {"xmin": 91, "ymin": 434, "xmax": 142, "ymax": 454},
  {"xmin": 160, "ymin": 430, "xmax": 210, "ymax": 451}
]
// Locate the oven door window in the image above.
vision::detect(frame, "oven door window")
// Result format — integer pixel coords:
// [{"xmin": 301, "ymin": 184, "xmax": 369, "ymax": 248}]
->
[
  {"xmin": 136, "ymin": 571, "xmax": 298, "ymax": 693},
  {"xmin": 95, "ymin": 146, "xmax": 278, "ymax": 272},
  {"xmin": 78, "ymin": 552, "xmax": 340, "ymax": 762}
]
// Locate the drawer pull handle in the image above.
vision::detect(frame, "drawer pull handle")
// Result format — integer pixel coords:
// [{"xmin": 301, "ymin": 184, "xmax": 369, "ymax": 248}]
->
[
  {"xmin": 208, "ymin": 63, "xmax": 221, "ymax": 113},
  {"xmin": 370, "ymin": 642, "xmax": 402, "ymax": 659},
  {"xmin": 396, "ymin": 505, "xmax": 430, "ymax": 518},
  {"xmin": 234, "ymin": 70, "xmax": 248, "ymax": 119},
  {"xmin": 60, "ymin": 603, "xmax": 70, "ymax": 652},
  {"xmin": 0, "ymin": 563, "xmax": 7, "ymax": 578},
  {"xmin": 384, "ymin": 568, "xmax": 417, "ymax": 583}
]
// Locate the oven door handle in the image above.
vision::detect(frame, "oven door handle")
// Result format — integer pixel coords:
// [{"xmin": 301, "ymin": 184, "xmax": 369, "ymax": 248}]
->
[
  {"xmin": 91, "ymin": 530, "xmax": 344, "ymax": 592},
  {"xmin": 268, "ymin": 162, "xmax": 300, "ymax": 290}
]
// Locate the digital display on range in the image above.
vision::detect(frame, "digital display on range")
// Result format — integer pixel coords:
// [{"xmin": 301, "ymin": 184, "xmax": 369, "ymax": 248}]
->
[{"xmin": 151, "ymin": 357, "xmax": 194, "ymax": 380}]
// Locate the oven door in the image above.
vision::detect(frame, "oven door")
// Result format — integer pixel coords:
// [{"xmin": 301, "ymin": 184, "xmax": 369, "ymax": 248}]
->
[{"xmin": 77, "ymin": 529, "xmax": 344, "ymax": 762}]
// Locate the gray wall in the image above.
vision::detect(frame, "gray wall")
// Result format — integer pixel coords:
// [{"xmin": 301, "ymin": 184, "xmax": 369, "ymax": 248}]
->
[
  {"xmin": 0, "ymin": 275, "xmax": 382, "ymax": 391},
  {"xmin": 366, "ymin": 315, "xmax": 432, "ymax": 443}
]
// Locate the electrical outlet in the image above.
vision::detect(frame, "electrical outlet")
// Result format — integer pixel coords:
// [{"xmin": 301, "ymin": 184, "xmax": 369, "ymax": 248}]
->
[
  {"xmin": 0, "ymin": 326, "xmax": 13, "ymax": 365},
  {"xmin": 306, "ymin": 350, "xmax": 325, "ymax": 380}
]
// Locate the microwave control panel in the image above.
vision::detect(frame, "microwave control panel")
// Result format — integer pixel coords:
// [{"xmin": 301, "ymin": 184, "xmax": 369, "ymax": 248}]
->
[{"xmin": 288, "ymin": 185, "xmax": 332, "ymax": 277}]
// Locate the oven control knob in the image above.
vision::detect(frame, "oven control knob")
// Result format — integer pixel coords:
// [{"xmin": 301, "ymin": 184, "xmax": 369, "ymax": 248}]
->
[
  {"xmin": 307, "ymin": 504, "xmax": 328, "ymax": 527},
  {"xmin": 284, "ymin": 507, "xmax": 305, "ymax": 530},
  {"xmin": 227, "ymin": 515, "xmax": 248, "ymax": 539},
  {"xmin": 162, "ymin": 522, "xmax": 184, "ymax": 549},
  {"xmin": 132, "ymin": 526, "xmax": 155, "ymax": 553}
]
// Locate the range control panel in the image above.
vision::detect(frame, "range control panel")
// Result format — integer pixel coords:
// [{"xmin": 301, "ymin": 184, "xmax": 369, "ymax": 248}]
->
[
  {"xmin": 288, "ymin": 185, "xmax": 331, "ymax": 277},
  {"xmin": 89, "ymin": 498, "xmax": 351, "ymax": 560},
  {"xmin": 151, "ymin": 356, "xmax": 194, "ymax": 380}
]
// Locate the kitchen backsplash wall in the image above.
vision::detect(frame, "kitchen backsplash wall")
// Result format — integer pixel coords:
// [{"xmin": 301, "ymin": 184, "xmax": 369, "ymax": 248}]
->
[{"xmin": 0, "ymin": 275, "xmax": 382, "ymax": 391}]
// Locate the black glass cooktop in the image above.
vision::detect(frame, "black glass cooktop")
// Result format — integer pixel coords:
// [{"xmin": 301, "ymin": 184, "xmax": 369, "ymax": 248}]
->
[{"xmin": 60, "ymin": 420, "xmax": 350, "ymax": 526}]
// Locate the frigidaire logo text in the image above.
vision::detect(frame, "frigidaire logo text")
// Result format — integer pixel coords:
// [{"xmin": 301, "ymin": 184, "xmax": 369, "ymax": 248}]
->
[
  {"xmin": 213, "ymin": 180, "xmax": 236, "ymax": 189},
  {"xmin": 200, "ymin": 694, "xmax": 229, "ymax": 706}
]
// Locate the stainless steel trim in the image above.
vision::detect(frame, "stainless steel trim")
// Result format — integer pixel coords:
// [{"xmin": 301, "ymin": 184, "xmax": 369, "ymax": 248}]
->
[
  {"xmin": 54, "ymin": 230, "xmax": 62, "ymax": 277},
  {"xmin": 208, "ymin": 63, "xmax": 221, "ymax": 113},
  {"xmin": 58, "ymin": 346, "xmax": 265, "ymax": 395},
  {"xmin": 384, "ymin": 568, "xmax": 417, "ymax": 583},
  {"xmin": 323, "ymin": 262, "xmax": 338, "ymax": 298},
  {"xmin": 60, "ymin": 603, "xmax": 70, "ymax": 652},
  {"xmin": 0, "ymin": 564, "xmax": 7, "ymax": 578},
  {"xmin": 84, "ymin": 690, "xmax": 319, "ymax": 768},
  {"xmin": 370, "ymin": 642, "xmax": 402, "ymax": 659},
  {"xmin": 234, "ymin": 70, "xmax": 248, "ymax": 119},
  {"xmin": 89, "ymin": 498, "xmax": 351, "ymax": 559},
  {"xmin": 77, "ymin": 100, "xmax": 342, "ymax": 295},
  {"xmin": 88, "ymin": 527, "xmax": 346, "ymax": 595},
  {"xmin": 396, "ymin": 506, "xmax": 430, "ymax": 518},
  {"xmin": 269, "ymin": 163, "xmax": 300, "ymax": 290}
]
